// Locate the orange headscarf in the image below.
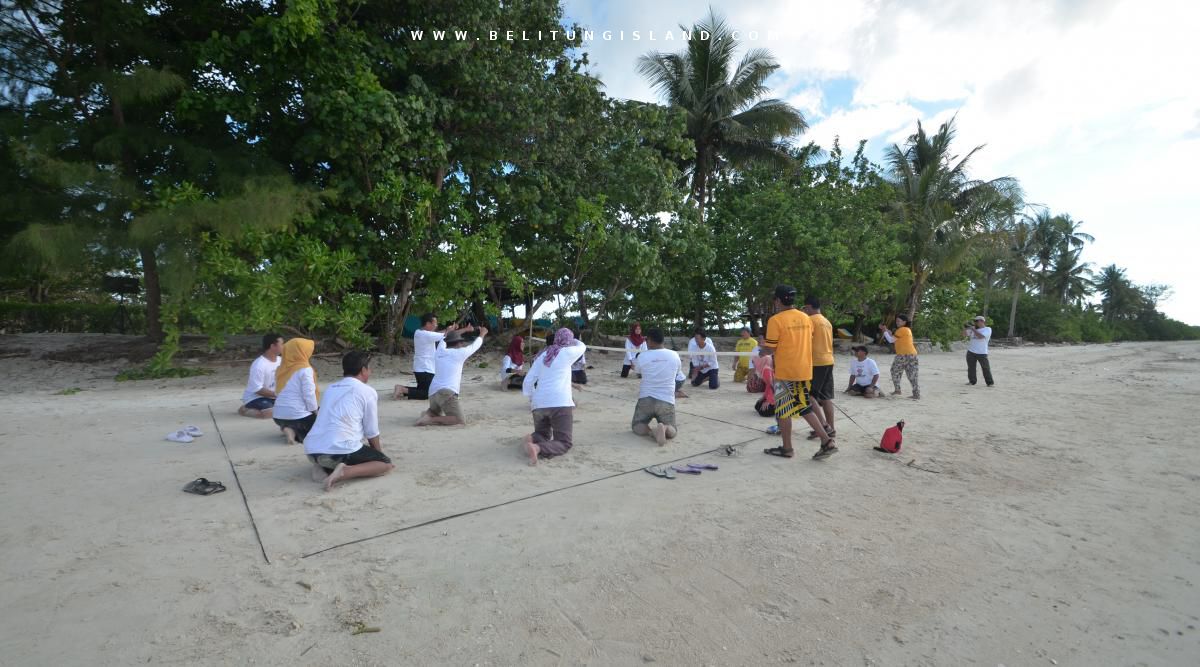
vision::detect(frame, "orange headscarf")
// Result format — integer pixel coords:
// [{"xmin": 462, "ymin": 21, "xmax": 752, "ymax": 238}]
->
[{"xmin": 276, "ymin": 338, "xmax": 319, "ymax": 402}]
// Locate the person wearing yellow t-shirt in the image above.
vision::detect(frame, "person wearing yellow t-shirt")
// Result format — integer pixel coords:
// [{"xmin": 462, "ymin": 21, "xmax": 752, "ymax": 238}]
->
[
  {"xmin": 879, "ymin": 313, "xmax": 920, "ymax": 399},
  {"xmin": 733, "ymin": 328, "xmax": 756, "ymax": 382},
  {"xmin": 801, "ymin": 296, "xmax": 837, "ymax": 439},
  {"xmin": 762, "ymin": 285, "xmax": 837, "ymax": 460}
]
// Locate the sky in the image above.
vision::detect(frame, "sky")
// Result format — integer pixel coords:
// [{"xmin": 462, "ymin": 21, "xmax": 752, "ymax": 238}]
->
[{"xmin": 557, "ymin": 0, "xmax": 1200, "ymax": 324}]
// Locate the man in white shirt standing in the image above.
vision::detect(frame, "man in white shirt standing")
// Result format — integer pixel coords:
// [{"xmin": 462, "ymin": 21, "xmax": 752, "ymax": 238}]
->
[
  {"xmin": 844, "ymin": 345, "xmax": 880, "ymax": 398},
  {"xmin": 687, "ymin": 329, "xmax": 720, "ymax": 389},
  {"xmin": 965, "ymin": 315, "xmax": 995, "ymax": 387},
  {"xmin": 304, "ymin": 351, "xmax": 393, "ymax": 491},
  {"xmin": 521, "ymin": 328, "xmax": 586, "ymax": 465},
  {"xmin": 416, "ymin": 326, "xmax": 488, "ymax": 426},
  {"xmin": 631, "ymin": 328, "xmax": 685, "ymax": 446},
  {"xmin": 239, "ymin": 333, "xmax": 283, "ymax": 418},
  {"xmin": 394, "ymin": 313, "xmax": 474, "ymax": 400}
]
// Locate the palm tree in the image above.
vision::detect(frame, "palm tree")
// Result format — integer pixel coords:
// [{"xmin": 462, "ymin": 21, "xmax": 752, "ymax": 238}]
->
[
  {"xmin": 886, "ymin": 117, "xmax": 1022, "ymax": 319},
  {"xmin": 1047, "ymin": 246, "xmax": 1094, "ymax": 306},
  {"xmin": 1001, "ymin": 217, "xmax": 1036, "ymax": 337},
  {"xmin": 1094, "ymin": 264, "xmax": 1139, "ymax": 323},
  {"xmin": 637, "ymin": 10, "xmax": 807, "ymax": 222},
  {"xmin": 1029, "ymin": 210, "xmax": 1093, "ymax": 295}
]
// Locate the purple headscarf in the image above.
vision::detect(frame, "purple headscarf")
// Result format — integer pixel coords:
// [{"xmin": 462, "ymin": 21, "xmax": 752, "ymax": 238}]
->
[{"xmin": 542, "ymin": 327, "xmax": 576, "ymax": 367}]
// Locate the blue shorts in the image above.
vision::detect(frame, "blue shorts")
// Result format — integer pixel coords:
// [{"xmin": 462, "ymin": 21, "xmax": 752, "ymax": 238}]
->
[{"xmin": 243, "ymin": 396, "xmax": 275, "ymax": 410}]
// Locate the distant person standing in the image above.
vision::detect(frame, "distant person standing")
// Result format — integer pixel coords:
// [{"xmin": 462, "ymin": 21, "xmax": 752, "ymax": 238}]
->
[
  {"xmin": 687, "ymin": 329, "xmax": 720, "ymax": 389},
  {"xmin": 801, "ymin": 297, "xmax": 836, "ymax": 439},
  {"xmin": 239, "ymin": 333, "xmax": 283, "ymax": 418},
  {"xmin": 621, "ymin": 323, "xmax": 647, "ymax": 378},
  {"xmin": 762, "ymin": 285, "xmax": 836, "ymax": 460},
  {"xmin": 733, "ymin": 328, "xmax": 756, "ymax": 383},
  {"xmin": 393, "ymin": 314, "xmax": 473, "ymax": 400},
  {"xmin": 880, "ymin": 314, "xmax": 920, "ymax": 399},
  {"xmin": 965, "ymin": 315, "xmax": 995, "ymax": 387}
]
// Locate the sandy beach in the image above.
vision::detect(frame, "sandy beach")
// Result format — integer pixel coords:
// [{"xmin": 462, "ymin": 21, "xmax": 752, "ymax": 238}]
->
[{"xmin": 1, "ymin": 337, "xmax": 1198, "ymax": 665}]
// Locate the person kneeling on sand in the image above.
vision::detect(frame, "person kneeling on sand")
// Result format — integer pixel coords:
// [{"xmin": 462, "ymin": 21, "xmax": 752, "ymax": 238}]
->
[
  {"xmin": 304, "ymin": 351, "xmax": 393, "ymax": 491},
  {"xmin": 238, "ymin": 333, "xmax": 283, "ymax": 418},
  {"xmin": 416, "ymin": 326, "xmax": 488, "ymax": 426},
  {"xmin": 630, "ymin": 328, "xmax": 683, "ymax": 446},
  {"xmin": 521, "ymin": 328, "xmax": 586, "ymax": 465},
  {"xmin": 845, "ymin": 345, "xmax": 880, "ymax": 398}
]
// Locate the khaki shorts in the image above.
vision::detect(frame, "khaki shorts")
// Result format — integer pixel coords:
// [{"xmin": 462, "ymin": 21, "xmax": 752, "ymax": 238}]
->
[
  {"xmin": 632, "ymin": 396, "xmax": 677, "ymax": 428},
  {"xmin": 429, "ymin": 388, "xmax": 464, "ymax": 421}
]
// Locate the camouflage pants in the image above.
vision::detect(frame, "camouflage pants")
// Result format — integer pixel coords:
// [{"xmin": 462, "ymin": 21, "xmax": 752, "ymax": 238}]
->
[{"xmin": 891, "ymin": 354, "xmax": 920, "ymax": 398}]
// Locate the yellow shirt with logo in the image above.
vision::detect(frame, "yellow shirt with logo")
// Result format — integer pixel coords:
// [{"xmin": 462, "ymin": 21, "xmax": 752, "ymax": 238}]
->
[
  {"xmin": 810, "ymin": 313, "xmax": 834, "ymax": 367},
  {"xmin": 766, "ymin": 308, "xmax": 813, "ymax": 381},
  {"xmin": 734, "ymin": 337, "xmax": 756, "ymax": 369}
]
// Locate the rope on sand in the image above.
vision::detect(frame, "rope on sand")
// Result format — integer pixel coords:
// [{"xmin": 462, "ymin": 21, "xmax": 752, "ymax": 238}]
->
[
  {"xmin": 299, "ymin": 434, "xmax": 768, "ymax": 559},
  {"xmin": 208, "ymin": 404, "xmax": 271, "ymax": 564}
]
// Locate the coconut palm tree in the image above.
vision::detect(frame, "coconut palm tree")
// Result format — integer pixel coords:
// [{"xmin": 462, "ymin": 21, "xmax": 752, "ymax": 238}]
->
[
  {"xmin": 1047, "ymin": 246, "xmax": 1094, "ymax": 306},
  {"xmin": 637, "ymin": 10, "xmax": 807, "ymax": 222},
  {"xmin": 1000, "ymin": 217, "xmax": 1036, "ymax": 337},
  {"xmin": 886, "ymin": 117, "xmax": 1022, "ymax": 319},
  {"xmin": 1094, "ymin": 264, "xmax": 1139, "ymax": 323},
  {"xmin": 1029, "ymin": 210, "xmax": 1093, "ymax": 295}
]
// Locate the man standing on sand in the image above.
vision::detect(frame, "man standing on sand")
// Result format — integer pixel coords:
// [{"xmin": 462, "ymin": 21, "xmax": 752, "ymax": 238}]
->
[
  {"xmin": 304, "ymin": 351, "xmax": 394, "ymax": 491},
  {"xmin": 801, "ymin": 296, "xmax": 836, "ymax": 440},
  {"xmin": 762, "ymin": 285, "xmax": 837, "ymax": 460},
  {"xmin": 630, "ymin": 328, "xmax": 684, "ymax": 446},
  {"xmin": 239, "ymin": 333, "xmax": 283, "ymax": 418},
  {"xmin": 687, "ymin": 329, "xmax": 720, "ymax": 389},
  {"xmin": 416, "ymin": 326, "xmax": 488, "ymax": 426},
  {"xmin": 394, "ymin": 314, "xmax": 474, "ymax": 400},
  {"xmin": 965, "ymin": 315, "xmax": 995, "ymax": 387},
  {"xmin": 521, "ymin": 328, "xmax": 586, "ymax": 465}
]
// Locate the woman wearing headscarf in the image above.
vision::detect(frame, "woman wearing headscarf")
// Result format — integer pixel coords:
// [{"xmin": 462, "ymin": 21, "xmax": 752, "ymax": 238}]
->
[
  {"xmin": 273, "ymin": 338, "xmax": 320, "ymax": 444},
  {"xmin": 520, "ymin": 328, "xmax": 586, "ymax": 465},
  {"xmin": 498, "ymin": 335, "xmax": 526, "ymax": 389},
  {"xmin": 621, "ymin": 322, "xmax": 647, "ymax": 378}
]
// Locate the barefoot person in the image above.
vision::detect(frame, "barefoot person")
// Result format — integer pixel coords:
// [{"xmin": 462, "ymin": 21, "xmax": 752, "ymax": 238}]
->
[
  {"xmin": 630, "ymin": 328, "xmax": 684, "ymax": 446},
  {"xmin": 880, "ymin": 314, "xmax": 920, "ymax": 399},
  {"xmin": 394, "ymin": 314, "xmax": 473, "ymax": 400},
  {"xmin": 498, "ymin": 335, "xmax": 526, "ymax": 390},
  {"xmin": 273, "ymin": 338, "xmax": 320, "ymax": 444},
  {"xmin": 845, "ymin": 345, "xmax": 880, "ymax": 398},
  {"xmin": 621, "ymin": 322, "xmax": 647, "ymax": 378},
  {"xmin": 687, "ymin": 329, "xmax": 720, "ymax": 389},
  {"xmin": 416, "ymin": 326, "xmax": 488, "ymax": 426},
  {"xmin": 762, "ymin": 285, "xmax": 837, "ymax": 460},
  {"xmin": 304, "ymin": 351, "xmax": 394, "ymax": 491},
  {"xmin": 801, "ymin": 297, "xmax": 836, "ymax": 440},
  {"xmin": 521, "ymin": 328, "xmax": 586, "ymax": 465},
  {"xmin": 239, "ymin": 333, "xmax": 283, "ymax": 418}
]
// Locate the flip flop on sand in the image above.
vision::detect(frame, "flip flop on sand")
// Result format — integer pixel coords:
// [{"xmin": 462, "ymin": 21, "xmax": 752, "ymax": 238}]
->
[
  {"xmin": 644, "ymin": 466, "xmax": 676, "ymax": 479},
  {"xmin": 166, "ymin": 430, "xmax": 194, "ymax": 443},
  {"xmin": 687, "ymin": 463, "xmax": 719, "ymax": 471},
  {"xmin": 182, "ymin": 478, "xmax": 226, "ymax": 495},
  {"xmin": 184, "ymin": 425, "xmax": 204, "ymax": 437},
  {"xmin": 672, "ymin": 465, "xmax": 702, "ymax": 475}
]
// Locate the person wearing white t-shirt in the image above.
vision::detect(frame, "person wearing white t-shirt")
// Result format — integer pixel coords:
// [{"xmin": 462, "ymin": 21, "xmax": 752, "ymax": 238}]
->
[
  {"xmin": 687, "ymin": 329, "xmax": 720, "ymax": 389},
  {"xmin": 521, "ymin": 328, "xmax": 586, "ymax": 465},
  {"xmin": 304, "ymin": 351, "xmax": 393, "ymax": 491},
  {"xmin": 844, "ymin": 345, "xmax": 880, "ymax": 398},
  {"xmin": 964, "ymin": 315, "xmax": 995, "ymax": 387},
  {"xmin": 416, "ymin": 326, "xmax": 488, "ymax": 426},
  {"xmin": 273, "ymin": 338, "xmax": 321, "ymax": 444},
  {"xmin": 631, "ymin": 328, "xmax": 684, "ymax": 446},
  {"xmin": 393, "ymin": 313, "xmax": 474, "ymax": 400},
  {"xmin": 239, "ymin": 333, "xmax": 283, "ymax": 418}
]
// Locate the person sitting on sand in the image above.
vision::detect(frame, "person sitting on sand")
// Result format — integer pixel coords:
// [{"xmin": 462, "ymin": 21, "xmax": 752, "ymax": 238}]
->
[
  {"xmin": 630, "ymin": 328, "xmax": 683, "ymax": 446},
  {"xmin": 734, "ymin": 327, "xmax": 756, "ymax": 383},
  {"xmin": 239, "ymin": 333, "xmax": 283, "ymax": 418},
  {"xmin": 521, "ymin": 328, "xmax": 586, "ymax": 465},
  {"xmin": 304, "ymin": 351, "xmax": 393, "ymax": 491},
  {"xmin": 687, "ymin": 329, "xmax": 720, "ymax": 389},
  {"xmin": 416, "ymin": 326, "xmax": 488, "ymax": 426},
  {"xmin": 394, "ymin": 314, "xmax": 474, "ymax": 400},
  {"xmin": 845, "ymin": 345, "xmax": 880, "ymax": 398},
  {"xmin": 498, "ymin": 335, "xmax": 526, "ymax": 390},
  {"xmin": 273, "ymin": 338, "xmax": 321, "ymax": 444}
]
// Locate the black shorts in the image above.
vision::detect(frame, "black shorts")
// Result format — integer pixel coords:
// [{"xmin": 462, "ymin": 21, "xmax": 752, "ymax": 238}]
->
[
  {"xmin": 848, "ymin": 384, "xmax": 877, "ymax": 395},
  {"xmin": 308, "ymin": 445, "xmax": 391, "ymax": 473},
  {"xmin": 811, "ymin": 365, "xmax": 835, "ymax": 401},
  {"xmin": 572, "ymin": 369, "xmax": 588, "ymax": 385}
]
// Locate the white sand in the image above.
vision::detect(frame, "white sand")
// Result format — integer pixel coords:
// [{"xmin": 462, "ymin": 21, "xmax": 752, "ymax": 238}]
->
[{"xmin": 1, "ymin": 338, "xmax": 1198, "ymax": 665}]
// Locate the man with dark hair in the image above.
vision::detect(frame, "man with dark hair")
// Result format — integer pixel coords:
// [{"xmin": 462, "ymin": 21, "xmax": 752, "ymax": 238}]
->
[
  {"xmin": 304, "ymin": 351, "xmax": 393, "ymax": 491},
  {"xmin": 239, "ymin": 333, "xmax": 283, "ymax": 418},
  {"xmin": 965, "ymin": 315, "xmax": 995, "ymax": 387},
  {"xmin": 845, "ymin": 345, "xmax": 880, "ymax": 397},
  {"xmin": 394, "ymin": 314, "xmax": 473, "ymax": 400},
  {"xmin": 762, "ymin": 285, "xmax": 837, "ymax": 460},
  {"xmin": 416, "ymin": 325, "xmax": 488, "ymax": 426},
  {"xmin": 687, "ymin": 329, "xmax": 720, "ymax": 389},
  {"xmin": 800, "ymin": 296, "xmax": 836, "ymax": 439},
  {"xmin": 630, "ymin": 328, "xmax": 685, "ymax": 446}
]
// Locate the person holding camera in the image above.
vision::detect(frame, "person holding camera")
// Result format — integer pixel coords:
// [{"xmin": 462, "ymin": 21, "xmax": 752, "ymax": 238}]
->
[
  {"xmin": 879, "ymin": 314, "xmax": 920, "ymax": 399},
  {"xmin": 965, "ymin": 315, "xmax": 995, "ymax": 387}
]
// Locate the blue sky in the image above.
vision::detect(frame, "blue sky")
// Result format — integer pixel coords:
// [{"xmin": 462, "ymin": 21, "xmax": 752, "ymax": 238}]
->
[{"xmin": 559, "ymin": 0, "xmax": 1200, "ymax": 324}]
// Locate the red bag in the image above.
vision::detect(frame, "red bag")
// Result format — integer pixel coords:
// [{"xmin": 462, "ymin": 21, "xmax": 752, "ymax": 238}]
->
[{"xmin": 877, "ymin": 420, "xmax": 904, "ymax": 453}]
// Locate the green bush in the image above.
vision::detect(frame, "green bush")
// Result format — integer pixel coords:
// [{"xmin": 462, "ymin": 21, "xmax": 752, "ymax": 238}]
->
[{"xmin": 0, "ymin": 301, "xmax": 146, "ymax": 334}]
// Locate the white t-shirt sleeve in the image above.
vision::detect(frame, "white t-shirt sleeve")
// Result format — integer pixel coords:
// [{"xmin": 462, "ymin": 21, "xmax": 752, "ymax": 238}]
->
[
  {"xmin": 522, "ymin": 358, "xmax": 541, "ymax": 398},
  {"xmin": 301, "ymin": 369, "xmax": 319, "ymax": 412},
  {"xmin": 361, "ymin": 388, "xmax": 380, "ymax": 439},
  {"xmin": 882, "ymin": 330, "xmax": 896, "ymax": 343}
]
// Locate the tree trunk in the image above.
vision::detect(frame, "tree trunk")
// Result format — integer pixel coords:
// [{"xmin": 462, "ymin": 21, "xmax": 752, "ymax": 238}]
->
[
  {"xmin": 904, "ymin": 275, "xmax": 924, "ymax": 322},
  {"xmin": 385, "ymin": 272, "xmax": 418, "ymax": 354},
  {"xmin": 981, "ymin": 267, "xmax": 994, "ymax": 317},
  {"xmin": 140, "ymin": 245, "xmax": 163, "ymax": 342},
  {"xmin": 1007, "ymin": 280, "xmax": 1020, "ymax": 338},
  {"xmin": 576, "ymin": 289, "xmax": 589, "ymax": 327}
]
